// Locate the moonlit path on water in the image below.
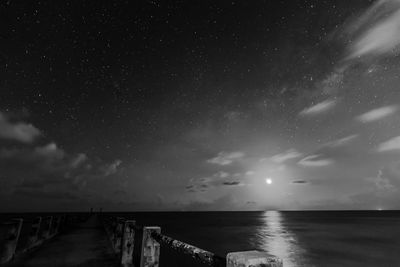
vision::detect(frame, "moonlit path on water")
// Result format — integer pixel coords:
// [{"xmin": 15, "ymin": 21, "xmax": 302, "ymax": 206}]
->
[{"xmin": 257, "ymin": 211, "xmax": 306, "ymax": 267}]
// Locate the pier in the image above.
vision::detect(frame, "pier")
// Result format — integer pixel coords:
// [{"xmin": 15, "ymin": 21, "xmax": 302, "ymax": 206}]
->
[{"xmin": 0, "ymin": 213, "xmax": 283, "ymax": 267}]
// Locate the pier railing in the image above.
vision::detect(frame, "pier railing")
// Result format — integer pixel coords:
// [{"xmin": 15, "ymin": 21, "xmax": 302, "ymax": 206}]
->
[
  {"xmin": 102, "ymin": 215, "xmax": 283, "ymax": 267},
  {"xmin": 0, "ymin": 213, "xmax": 88, "ymax": 264}
]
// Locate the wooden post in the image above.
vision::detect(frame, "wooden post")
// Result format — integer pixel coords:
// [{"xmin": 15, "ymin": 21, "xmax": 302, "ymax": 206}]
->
[
  {"xmin": 0, "ymin": 218, "xmax": 23, "ymax": 264},
  {"xmin": 27, "ymin": 217, "xmax": 42, "ymax": 248},
  {"xmin": 121, "ymin": 220, "xmax": 136, "ymax": 267},
  {"xmin": 140, "ymin": 226, "xmax": 161, "ymax": 267},
  {"xmin": 226, "ymin": 251, "xmax": 283, "ymax": 267}
]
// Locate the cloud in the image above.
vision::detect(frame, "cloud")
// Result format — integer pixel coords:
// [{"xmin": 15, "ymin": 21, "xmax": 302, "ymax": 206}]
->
[
  {"xmin": 207, "ymin": 151, "xmax": 244, "ymax": 165},
  {"xmin": 186, "ymin": 171, "xmax": 247, "ymax": 192},
  {"xmin": 366, "ymin": 170, "xmax": 396, "ymax": 195},
  {"xmin": 222, "ymin": 181, "xmax": 242, "ymax": 186},
  {"xmin": 377, "ymin": 136, "xmax": 400, "ymax": 152},
  {"xmin": 102, "ymin": 159, "xmax": 122, "ymax": 176},
  {"xmin": 291, "ymin": 180, "xmax": 308, "ymax": 184},
  {"xmin": 70, "ymin": 153, "xmax": 88, "ymax": 168},
  {"xmin": 270, "ymin": 149, "xmax": 302, "ymax": 163},
  {"xmin": 345, "ymin": 0, "xmax": 400, "ymax": 59},
  {"xmin": 323, "ymin": 134, "xmax": 359, "ymax": 148},
  {"xmin": 0, "ymin": 111, "xmax": 41, "ymax": 143},
  {"xmin": 299, "ymin": 99, "xmax": 337, "ymax": 116},
  {"xmin": 245, "ymin": 171, "xmax": 255, "ymax": 176},
  {"xmin": 318, "ymin": 71, "xmax": 345, "ymax": 95},
  {"xmin": 298, "ymin": 154, "xmax": 334, "ymax": 167},
  {"xmin": 218, "ymin": 171, "xmax": 229, "ymax": 178},
  {"xmin": 0, "ymin": 142, "xmax": 66, "ymax": 165},
  {"xmin": 34, "ymin": 142, "xmax": 65, "ymax": 160},
  {"xmin": 356, "ymin": 105, "xmax": 398, "ymax": 123}
]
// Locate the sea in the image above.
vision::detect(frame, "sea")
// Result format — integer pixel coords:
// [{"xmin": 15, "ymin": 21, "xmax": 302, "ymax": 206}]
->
[
  {"xmin": 117, "ymin": 211, "xmax": 400, "ymax": 267},
  {"xmin": 2, "ymin": 210, "xmax": 400, "ymax": 267}
]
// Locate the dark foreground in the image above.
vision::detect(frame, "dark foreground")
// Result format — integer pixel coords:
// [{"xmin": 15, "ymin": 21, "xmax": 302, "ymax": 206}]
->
[
  {"xmin": 111, "ymin": 210, "xmax": 400, "ymax": 267},
  {"xmin": 7, "ymin": 216, "xmax": 117, "ymax": 267},
  {"xmin": 2, "ymin": 210, "xmax": 400, "ymax": 267}
]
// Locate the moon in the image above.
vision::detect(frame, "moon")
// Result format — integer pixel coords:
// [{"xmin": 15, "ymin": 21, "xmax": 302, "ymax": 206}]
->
[{"xmin": 266, "ymin": 178, "xmax": 272, "ymax": 185}]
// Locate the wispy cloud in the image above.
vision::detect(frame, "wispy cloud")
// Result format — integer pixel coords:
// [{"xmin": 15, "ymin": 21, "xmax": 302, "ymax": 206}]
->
[
  {"xmin": 377, "ymin": 136, "xmax": 400, "ymax": 152},
  {"xmin": 70, "ymin": 153, "xmax": 88, "ymax": 168},
  {"xmin": 102, "ymin": 159, "xmax": 122, "ymax": 176},
  {"xmin": 186, "ymin": 171, "xmax": 247, "ymax": 192},
  {"xmin": 346, "ymin": 0, "xmax": 400, "ymax": 59},
  {"xmin": 207, "ymin": 151, "xmax": 244, "ymax": 165},
  {"xmin": 298, "ymin": 154, "xmax": 334, "ymax": 167},
  {"xmin": 270, "ymin": 149, "xmax": 302, "ymax": 163},
  {"xmin": 299, "ymin": 99, "xmax": 337, "ymax": 116},
  {"xmin": 319, "ymin": 71, "xmax": 344, "ymax": 95},
  {"xmin": 323, "ymin": 134, "xmax": 359, "ymax": 148},
  {"xmin": 366, "ymin": 170, "xmax": 396, "ymax": 195},
  {"xmin": 0, "ymin": 111, "xmax": 41, "ymax": 143},
  {"xmin": 356, "ymin": 105, "xmax": 398, "ymax": 123}
]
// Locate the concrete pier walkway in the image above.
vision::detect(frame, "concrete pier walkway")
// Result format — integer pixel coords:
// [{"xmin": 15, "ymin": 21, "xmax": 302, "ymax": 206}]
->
[{"xmin": 8, "ymin": 215, "xmax": 117, "ymax": 267}]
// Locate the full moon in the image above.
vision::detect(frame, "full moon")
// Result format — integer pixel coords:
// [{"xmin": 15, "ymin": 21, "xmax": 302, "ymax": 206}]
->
[{"xmin": 266, "ymin": 178, "xmax": 272, "ymax": 185}]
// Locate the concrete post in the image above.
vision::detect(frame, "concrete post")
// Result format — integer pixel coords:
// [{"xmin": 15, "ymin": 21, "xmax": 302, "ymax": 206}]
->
[
  {"xmin": 27, "ymin": 216, "xmax": 42, "ymax": 248},
  {"xmin": 108, "ymin": 219, "xmax": 116, "ymax": 247},
  {"xmin": 0, "ymin": 218, "xmax": 23, "ymax": 264},
  {"xmin": 226, "ymin": 251, "xmax": 283, "ymax": 267},
  {"xmin": 140, "ymin": 226, "xmax": 161, "ymax": 267},
  {"xmin": 59, "ymin": 214, "xmax": 66, "ymax": 232},
  {"xmin": 121, "ymin": 220, "xmax": 136, "ymax": 267},
  {"xmin": 55, "ymin": 216, "xmax": 63, "ymax": 234},
  {"xmin": 43, "ymin": 216, "xmax": 54, "ymax": 239},
  {"xmin": 113, "ymin": 217, "xmax": 124, "ymax": 253}
]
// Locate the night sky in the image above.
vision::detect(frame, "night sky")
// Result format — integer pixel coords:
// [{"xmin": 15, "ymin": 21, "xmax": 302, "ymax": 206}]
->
[{"xmin": 1, "ymin": 0, "xmax": 400, "ymax": 211}]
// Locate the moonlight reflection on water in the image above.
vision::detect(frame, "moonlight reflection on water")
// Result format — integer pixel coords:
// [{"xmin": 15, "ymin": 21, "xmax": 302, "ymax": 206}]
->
[{"xmin": 259, "ymin": 211, "xmax": 305, "ymax": 267}]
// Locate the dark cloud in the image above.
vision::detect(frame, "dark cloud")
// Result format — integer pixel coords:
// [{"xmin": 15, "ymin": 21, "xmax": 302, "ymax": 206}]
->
[
  {"xmin": 292, "ymin": 180, "xmax": 308, "ymax": 184},
  {"xmin": 222, "ymin": 181, "xmax": 241, "ymax": 186}
]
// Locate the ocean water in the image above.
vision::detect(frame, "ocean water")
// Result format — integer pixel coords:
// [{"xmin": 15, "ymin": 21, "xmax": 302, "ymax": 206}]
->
[
  {"xmin": 2, "ymin": 211, "xmax": 400, "ymax": 266},
  {"xmin": 113, "ymin": 211, "xmax": 400, "ymax": 267}
]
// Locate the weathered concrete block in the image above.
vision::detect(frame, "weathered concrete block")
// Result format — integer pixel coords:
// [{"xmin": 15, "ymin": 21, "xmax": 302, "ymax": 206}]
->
[
  {"xmin": 226, "ymin": 251, "xmax": 283, "ymax": 267},
  {"xmin": 121, "ymin": 220, "xmax": 136, "ymax": 267},
  {"xmin": 0, "ymin": 218, "xmax": 23, "ymax": 264},
  {"xmin": 140, "ymin": 226, "xmax": 160, "ymax": 267}
]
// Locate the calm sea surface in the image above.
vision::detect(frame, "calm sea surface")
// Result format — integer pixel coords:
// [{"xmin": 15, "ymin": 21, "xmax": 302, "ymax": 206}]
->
[
  {"xmin": 2, "ymin": 211, "xmax": 400, "ymax": 266},
  {"xmin": 115, "ymin": 211, "xmax": 400, "ymax": 267}
]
